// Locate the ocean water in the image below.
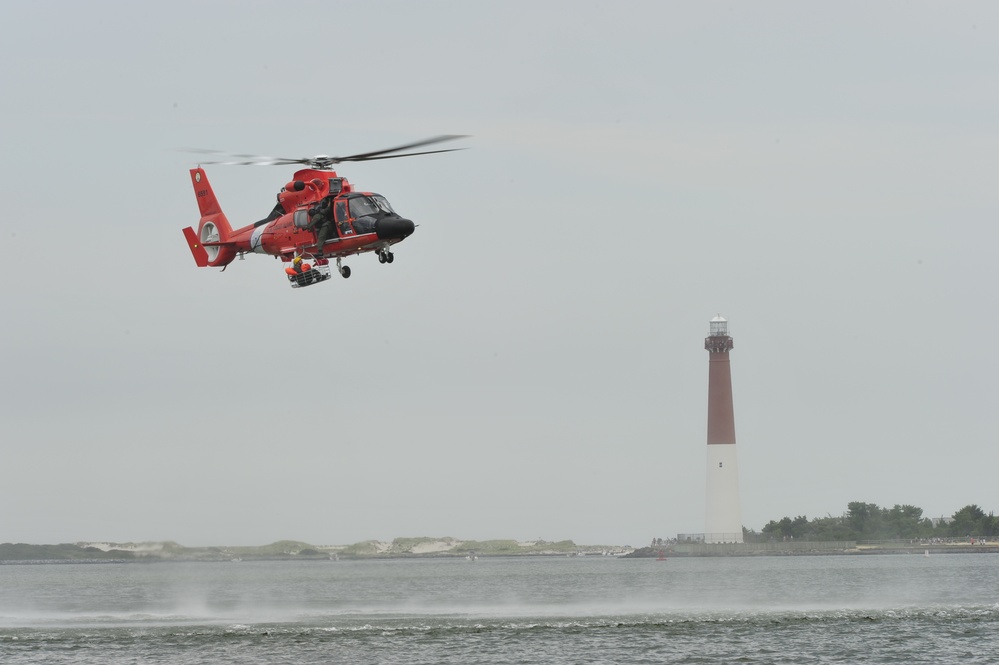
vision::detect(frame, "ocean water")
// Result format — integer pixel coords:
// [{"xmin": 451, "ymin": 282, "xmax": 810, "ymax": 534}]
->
[{"xmin": 1, "ymin": 553, "xmax": 997, "ymax": 664}]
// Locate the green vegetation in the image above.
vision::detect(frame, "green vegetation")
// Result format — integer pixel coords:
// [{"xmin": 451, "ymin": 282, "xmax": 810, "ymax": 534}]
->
[
  {"xmin": 227, "ymin": 540, "xmax": 318, "ymax": 557},
  {"xmin": 748, "ymin": 502, "xmax": 997, "ymax": 542},
  {"xmin": 0, "ymin": 543, "xmax": 137, "ymax": 560},
  {"xmin": 335, "ymin": 538, "xmax": 597, "ymax": 557},
  {"xmin": 389, "ymin": 537, "xmax": 461, "ymax": 553},
  {"xmin": 338, "ymin": 541, "xmax": 383, "ymax": 556},
  {"xmin": 457, "ymin": 540, "xmax": 529, "ymax": 555},
  {"xmin": 456, "ymin": 539, "xmax": 580, "ymax": 555},
  {"xmin": 0, "ymin": 537, "xmax": 620, "ymax": 562},
  {"xmin": 0, "ymin": 540, "xmax": 335, "ymax": 562}
]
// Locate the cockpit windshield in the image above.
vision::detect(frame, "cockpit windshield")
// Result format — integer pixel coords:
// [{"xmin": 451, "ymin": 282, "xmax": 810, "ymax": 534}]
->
[
  {"xmin": 349, "ymin": 197, "xmax": 379, "ymax": 218},
  {"xmin": 348, "ymin": 195, "xmax": 396, "ymax": 222},
  {"xmin": 371, "ymin": 195, "xmax": 395, "ymax": 214}
]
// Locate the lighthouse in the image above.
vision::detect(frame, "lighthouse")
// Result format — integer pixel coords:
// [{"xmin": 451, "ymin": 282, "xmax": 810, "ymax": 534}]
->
[{"xmin": 704, "ymin": 315, "xmax": 744, "ymax": 543}]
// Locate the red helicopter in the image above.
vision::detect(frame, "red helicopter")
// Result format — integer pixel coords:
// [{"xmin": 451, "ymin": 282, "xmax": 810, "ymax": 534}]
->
[{"xmin": 181, "ymin": 135, "xmax": 466, "ymax": 287}]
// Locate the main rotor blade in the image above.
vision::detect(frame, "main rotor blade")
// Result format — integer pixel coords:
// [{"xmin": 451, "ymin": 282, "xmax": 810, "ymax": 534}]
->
[
  {"xmin": 341, "ymin": 147, "xmax": 467, "ymax": 162},
  {"xmin": 332, "ymin": 135, "xmax": 468, "ymax": 162},
  {"xmin": 180, "ymin": 148, "xmax": 312, "ymax": 166},
  {"xmin": 197, "ymin": 157, "xmax": 310, "ymax": 166},
  {"xmin": 179, "ymin": 135, "xmax": 469, "ymax": 168}
]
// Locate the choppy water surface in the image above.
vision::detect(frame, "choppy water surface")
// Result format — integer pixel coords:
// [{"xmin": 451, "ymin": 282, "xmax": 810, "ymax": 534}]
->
[{"xmin": 1, "ymin": 554, "xmax": 997, "ymax": 663}]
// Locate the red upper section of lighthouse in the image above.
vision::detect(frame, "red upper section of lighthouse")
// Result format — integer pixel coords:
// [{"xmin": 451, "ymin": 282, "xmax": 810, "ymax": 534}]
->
[{"xmin": 705, "ymin": 316, "xmax": 736, "ymax": 445}]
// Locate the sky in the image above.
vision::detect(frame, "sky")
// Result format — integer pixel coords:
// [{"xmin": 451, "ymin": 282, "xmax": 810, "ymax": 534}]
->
[{"xmin": 2, "ymin": 1, "xmax": 998, "ymax": 548}]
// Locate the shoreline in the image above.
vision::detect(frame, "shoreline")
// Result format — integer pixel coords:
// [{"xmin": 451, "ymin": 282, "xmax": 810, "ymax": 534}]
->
[
  {"xmin": 4, "ymin": 538, "xmax": 998, "ymax": 563},
  {"xmin": 4, "ymin": 546, "xmax": 999, "ymax": 564},
  {"xmin": 630, "ymin": 542, "xmax": 999, "ymax": 557}
]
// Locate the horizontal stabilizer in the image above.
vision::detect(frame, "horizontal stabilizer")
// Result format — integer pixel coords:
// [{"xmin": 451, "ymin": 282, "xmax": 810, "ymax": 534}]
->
[{"xmin": 182, "ymin": 227, "xmax": 209, "ymax": 267}]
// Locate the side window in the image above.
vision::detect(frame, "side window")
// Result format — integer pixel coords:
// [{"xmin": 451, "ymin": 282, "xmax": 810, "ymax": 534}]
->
[
  {"xmin": 293, "ymin": 209, "xmax": 310, "ymax": 229},
  {"xmin": 335, "ymin": 200, "xmax": 354, "ymax": 236}
]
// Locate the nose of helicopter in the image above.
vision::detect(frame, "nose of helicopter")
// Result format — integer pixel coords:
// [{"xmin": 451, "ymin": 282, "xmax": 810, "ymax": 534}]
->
[{"xmin": 375, "ymin": 217, "xmax": 416, "ymax": 240}]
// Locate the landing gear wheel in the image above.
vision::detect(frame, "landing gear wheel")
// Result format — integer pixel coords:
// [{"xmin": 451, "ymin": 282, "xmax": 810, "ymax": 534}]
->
[
  {"xmin": 385, "ymin": 251, "xmax": 394, "ymax": 264},
  {"xmin": 336, "ymin": 257, "xmax": 351, "ymax": 279},
  {"xmin": 378, "ymin": 252, "xmax": 387, "ymax": 264}
]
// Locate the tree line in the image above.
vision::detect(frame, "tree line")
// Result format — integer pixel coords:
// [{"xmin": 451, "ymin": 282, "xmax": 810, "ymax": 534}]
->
[{"xmin": 746, "ymin": 502, "xmax": 997, "ymax": 542}]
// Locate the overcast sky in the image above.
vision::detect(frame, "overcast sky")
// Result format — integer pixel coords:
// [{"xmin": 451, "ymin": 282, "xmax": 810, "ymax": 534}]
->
[{"xmin": 2, "ymin": 1, "xmax": 997, "ymax": 548}]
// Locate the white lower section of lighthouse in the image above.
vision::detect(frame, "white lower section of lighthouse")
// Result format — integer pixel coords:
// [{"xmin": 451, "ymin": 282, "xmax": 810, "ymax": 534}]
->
[{"xmin": 705, "ymin": 444, "xmax": 744, "ymax": 543}]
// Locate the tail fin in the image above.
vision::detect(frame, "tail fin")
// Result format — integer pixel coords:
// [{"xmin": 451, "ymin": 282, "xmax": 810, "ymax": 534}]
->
[
  {"xmin": 191, "ymin": 167, "xmax": 223, "ymax": 217},
  {"xmin": 186, "ymin": 168, "xmax": 236, "ymax": 267}
]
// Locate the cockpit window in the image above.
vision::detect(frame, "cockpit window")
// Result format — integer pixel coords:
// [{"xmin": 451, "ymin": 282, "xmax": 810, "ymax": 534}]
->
[
  {"xmin": 349, "ymin": 197, "xmax": 378, "ymax": 218},
  {"xmin": 371, "ymin": 195, "xmax": 395, "ymax": 214}
]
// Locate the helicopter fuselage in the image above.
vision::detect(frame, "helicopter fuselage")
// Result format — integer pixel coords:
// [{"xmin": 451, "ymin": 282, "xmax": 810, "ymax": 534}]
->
[{"xmin": 183, "ymin": 167, "xmax": 415, "ymax": 270}]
